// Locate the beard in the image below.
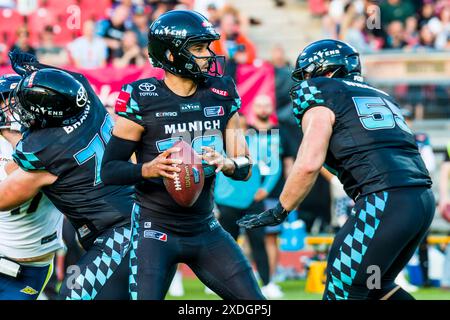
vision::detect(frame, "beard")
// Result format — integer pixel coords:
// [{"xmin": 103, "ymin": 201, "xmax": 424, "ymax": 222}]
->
[{"xmin": 256, "ymin": 114, "xmax": 270, "ymax": 122}]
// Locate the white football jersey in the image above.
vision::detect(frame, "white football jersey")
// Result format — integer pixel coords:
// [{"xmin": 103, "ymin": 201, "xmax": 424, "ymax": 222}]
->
[{"xmin": 0, "ymin": 136, "xmax": 64, "ymax": 259}]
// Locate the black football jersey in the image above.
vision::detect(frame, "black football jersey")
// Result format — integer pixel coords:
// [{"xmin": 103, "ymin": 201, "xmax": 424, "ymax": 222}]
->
[
  {"xmin": 13, "ymin": 71, "xmax": 134, "ymax": 248},
  {"xmin": 291, "ymin": 77, "xmax": 432, "ymax": 199},
  {"xmin": 115, "ymin": 76, "xmax": 241, "ymax": 230}
]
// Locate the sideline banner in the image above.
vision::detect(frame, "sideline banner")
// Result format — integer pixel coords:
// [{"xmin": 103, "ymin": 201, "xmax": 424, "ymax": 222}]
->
[{"xmin": 0, "ymin": 63, "xmax": 276, "ymax": 122}]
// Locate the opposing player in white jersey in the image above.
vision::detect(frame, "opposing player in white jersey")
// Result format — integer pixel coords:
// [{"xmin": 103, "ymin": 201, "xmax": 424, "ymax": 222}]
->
[{"xmin": 0, "ymin": 74, "xmax": 64, "ymax": 300}]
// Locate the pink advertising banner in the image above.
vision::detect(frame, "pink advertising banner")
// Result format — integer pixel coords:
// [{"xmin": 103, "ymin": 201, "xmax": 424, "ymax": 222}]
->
[{"xmin": 0, "ymin": 63, "xmax": 276, "ymax": 123}]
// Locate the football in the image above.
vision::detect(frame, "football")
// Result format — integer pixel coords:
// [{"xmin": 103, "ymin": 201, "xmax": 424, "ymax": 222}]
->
[{"xmin": 163, "ymin": 140, "xmax": 205, "ymax": 207}]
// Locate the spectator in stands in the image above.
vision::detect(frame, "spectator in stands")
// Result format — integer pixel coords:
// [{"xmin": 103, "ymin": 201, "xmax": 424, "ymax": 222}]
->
[
  {"xmin": 36, "ymin": 25, "xmax": 69, "ymax": 67},
  {"xmin": 0, "ymin": 44, "xmax": 8, "ymax": 67},
  {"xmin": 415, "ymin": 24, "xmax": 437, "ymax": 50},
  {"xmin": 113, "ymin": 0, "xmax": 143, "ymax": 13},
  {"xmin": 322, "ymin": 13, "xmax": 339, "ymax": 39},
  {"xmin": 10, "ymin": 26, "xmax": 35, "ymax": 56},
  {"xmin": 211, "ymin": 11, "xmax": 256, "ymax": 78},
  {"xmin": 418, "ymin": 0, "xmax": 436, "ymax": 29},
  {"xmin": 343, "ymin": 14, "xmax": 373, "ymax": 53},
  {"xmin": 383, "ymin": 20, "xmax": 408, "ymax": 49},
  {"xmin": 96, "ymin": 4, "xmax": 133, "ymax": 60},
  {"xmin": 339, "ymin": 2, "xmax": 358, "ymax": 42},
  {"xmin": 430, "ymin": 5, "xmax": 450, "ymax": 50},
  {"xmin": 149, "ymin": 0, "xmax": 180, "ymax": 21},
  {"xmin": 250, "ymin": 95, "xmax": 295, "ymax": 299},
  {"xmin": 270, "ymin": 44, "xmax": 295, "ymax": 126},
  {"xmin": 113, "ymin": 31, "xmax": 146, "ymax": 67},
  {"xmin": 404, "ymin": 109, "xmax": 436, "ymax": 288},
  {"xmin": 404, "ymin": 16, "xmax": 420, "ymax": 47},
  {"xmin": 439, "ymin": 142, "xmax": 450, "ymax": 290},
  {"xmin": 205, "ymin": 3, "xmax": 222, "ymax": 28},
  {"xmin": 193, "ymin": 0, "xmax": 226, "ymax": 18},
  {"xmin": 67, "ymin": 20, "xmax": 108, "ymax": 69},
  {"xmin": 214, "ymin": 106, "xmax": 276, "ymax": 298},
  {"xmin": 131, "ymin": 5, "xmax": 150, "ymax": 51},
  {"xmin": 380, "ymin": 0, "xmax": 415, "ymax": 25}
]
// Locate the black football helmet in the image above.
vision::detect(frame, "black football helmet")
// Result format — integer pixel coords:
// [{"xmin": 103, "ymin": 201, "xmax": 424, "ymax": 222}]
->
[
  {"xmin": 292, "ymin": 39, "xmax": 361, "ymax": 82},
  {"xmin": 9, "ymin": 68, "xmax": 89, "ymax": 128},
  {"xmin": 148, "ymin": 10, "xmax": 224, "ymax": 81},
  {"xmin": 0, "ymin": 74, "xmax": 21, "ymax": 130}
]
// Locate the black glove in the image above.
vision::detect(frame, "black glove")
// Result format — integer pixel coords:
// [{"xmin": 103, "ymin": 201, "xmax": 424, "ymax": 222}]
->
[
  {"xmin": 8, "ymin": 49, "xmax": 38, "ymax": 76},
  {"xmin": 237, "ymin": 202, "xmax": 289, "ymax": 229}
]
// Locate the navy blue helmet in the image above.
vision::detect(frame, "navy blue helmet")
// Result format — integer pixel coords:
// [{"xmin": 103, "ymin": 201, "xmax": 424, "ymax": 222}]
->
[
  {"xmin": 9, "ymin": 68, "xmax": 88, "ymax": 128},
  {"xmin": 292, "ymin": 39, "xmax": 361, "ymax": 81},
  {"xmin": 0, "ymin": 74, "xmax": 21, "ymax": 129},
  {"xmin": 148, "ymin": 10, "xmax": 224, "ymax": 81}
]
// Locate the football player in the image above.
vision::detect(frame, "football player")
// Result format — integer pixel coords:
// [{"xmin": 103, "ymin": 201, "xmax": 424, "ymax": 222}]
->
[
  {"xmin": 101, "ymin": 10, "xmax": 264, "ymax": 300},
  {"xmin": 0, "ymin": 52, "xmax": 134, "ymax": 300},
  {"xmin": 238, "ymin": 40, "xmax": 434, "ymax": 300},
  {"xmin": 0, "ymin": 74, "xmax": 64, "ymax": 300}
]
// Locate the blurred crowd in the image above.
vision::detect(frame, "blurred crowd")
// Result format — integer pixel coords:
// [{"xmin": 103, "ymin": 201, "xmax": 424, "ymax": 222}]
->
[
  {"xmin": 317, "ymin": 0, "xmax": 450, "ymax": 52},
  {"xmin": 0, "ymin": 0, "xmax": 260, "ymax": 71}
]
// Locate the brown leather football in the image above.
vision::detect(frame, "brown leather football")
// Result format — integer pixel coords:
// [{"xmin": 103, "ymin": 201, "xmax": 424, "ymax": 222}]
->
[{"xmin": 163, "ymin": 140, "xmax": 205, "ymax": 207}]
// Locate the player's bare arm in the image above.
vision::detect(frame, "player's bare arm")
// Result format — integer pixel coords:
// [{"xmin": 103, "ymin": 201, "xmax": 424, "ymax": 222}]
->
[
  {"xmin": 0, "ymin": 129, "xmax": 21, "ymax": 148},
  {"xmin": 0, "ymin": 168, "xmax": 57, "ymax": 211},
  {"xmin": 279, "ymin": 106, "xmax": 334, "ymax": 211},
  {"xmin": 1, "ymin": 129, "xmax": 21, "ymax": 174},
  {"xmin": 237, "ymin": 106, "xmax": 334, "ymax": 229}
]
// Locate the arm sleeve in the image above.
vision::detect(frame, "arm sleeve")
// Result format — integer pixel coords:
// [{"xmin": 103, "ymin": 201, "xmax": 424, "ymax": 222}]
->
[
  {"xmin": 101, "ymin": 135, "xmax": 144, "ymax": 185},
  {"xmin": 114, "ymin": 84, "xmax": 146, "ymax": 128}
]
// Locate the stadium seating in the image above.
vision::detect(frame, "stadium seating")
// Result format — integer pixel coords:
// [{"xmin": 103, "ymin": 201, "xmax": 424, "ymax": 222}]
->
[{"xmin": 0, "ymin": 9, "xmax": 24, "ymax": 46}]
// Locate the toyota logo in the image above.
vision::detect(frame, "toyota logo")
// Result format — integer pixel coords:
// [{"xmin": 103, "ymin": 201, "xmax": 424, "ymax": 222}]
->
[
  {"xmin": 76, "ymin": 86, "xmax": 88, "ymax": 108},
  {"xmin": 139, "ymin": 83, "xmax": 156, "ymax": 92}
]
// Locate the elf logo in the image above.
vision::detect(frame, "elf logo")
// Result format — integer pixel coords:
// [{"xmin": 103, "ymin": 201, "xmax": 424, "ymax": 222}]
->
[
  {"xmin": 144, "ymin": 230, "xmax": 167, "ymax": 242},
  {"xmin": 204, "ymin": 106, "xmax": 224, "ymax": 117}
]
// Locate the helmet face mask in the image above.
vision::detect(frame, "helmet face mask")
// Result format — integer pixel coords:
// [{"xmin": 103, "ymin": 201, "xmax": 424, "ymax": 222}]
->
[
  {"xmin": 148, "ymin": 10, "xmax": 225, "ymax": 82},
  {"xmin": 0, "ymin": 74, "xmax": 22, "ymax": 130},
  {"xmin": 292, "ymin": 39, "xmax": 361, "ymax": 82},
  {"xmin": 8, "ymin": 80, "xmax": 38, "ymax": 128},
  {"xmin": 177, "ymin": 41, "xmax": 225, "ymax": 79}
]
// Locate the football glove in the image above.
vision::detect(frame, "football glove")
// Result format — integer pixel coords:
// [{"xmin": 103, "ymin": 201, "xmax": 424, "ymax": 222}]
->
[
  {"xmin": 8, "ymin": 49, "xmax": 38, "ymax": 77},
  {"xmin": 237, "ymin": 202, "xmax": 289, "ymax": 229}
]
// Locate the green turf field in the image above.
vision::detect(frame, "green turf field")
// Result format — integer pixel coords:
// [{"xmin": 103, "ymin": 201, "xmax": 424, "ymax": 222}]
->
[{"xmin": 166, "ymin": 278, "xmax": 450, "ymax": 300}]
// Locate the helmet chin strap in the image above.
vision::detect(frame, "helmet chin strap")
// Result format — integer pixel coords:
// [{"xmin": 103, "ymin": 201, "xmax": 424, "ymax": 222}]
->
[{"xmin": 325, "ymin": 67, "xmax": 344, "ymax": 79}]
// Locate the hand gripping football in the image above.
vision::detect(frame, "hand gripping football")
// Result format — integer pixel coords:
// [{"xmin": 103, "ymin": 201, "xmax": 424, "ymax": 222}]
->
[{"xmin": 163, "ymin": 140, "xmax": 205, "ymax": 207}]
